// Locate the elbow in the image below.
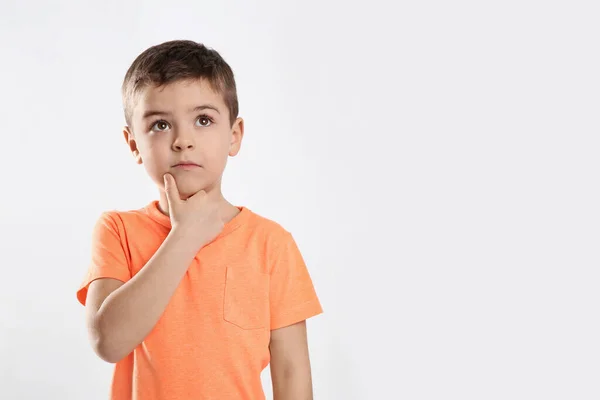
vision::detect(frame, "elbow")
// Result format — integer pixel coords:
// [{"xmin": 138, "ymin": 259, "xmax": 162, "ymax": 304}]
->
[
  {"xmin": 89, "ymin": 317, "xmax": 128, "ymax": 363},
  {"xmin": 93, "ymin": 341, "xmax": 123, "ymax": 364},
  {"xmin": 91, "ymin": 335, "xmax": 126, "ymax": 364}
]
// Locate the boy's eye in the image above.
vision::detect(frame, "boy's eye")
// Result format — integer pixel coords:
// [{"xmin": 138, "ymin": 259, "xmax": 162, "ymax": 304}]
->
[
  {"xmin": 151, "ymin": 121, "xmax": 170, "ymax": 131},
  {"xmin": 196, "ymin": 116, "xmax": 213, "ymax": 127}
]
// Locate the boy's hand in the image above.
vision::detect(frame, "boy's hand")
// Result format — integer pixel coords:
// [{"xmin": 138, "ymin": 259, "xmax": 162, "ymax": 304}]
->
[{"xmin": 163, "ymin": 173, "xmax": 225, "ymax": 249}]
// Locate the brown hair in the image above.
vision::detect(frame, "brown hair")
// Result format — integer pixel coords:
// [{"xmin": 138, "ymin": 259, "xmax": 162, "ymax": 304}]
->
[{"xmin": 121, "ymin": 40, "xmax": 239, "ymax": 128}]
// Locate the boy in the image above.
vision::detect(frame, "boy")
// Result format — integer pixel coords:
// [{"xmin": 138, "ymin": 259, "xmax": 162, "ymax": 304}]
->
[{"xmin": 76, "ymin": 40, "xmax": 323, "ymax": 400}]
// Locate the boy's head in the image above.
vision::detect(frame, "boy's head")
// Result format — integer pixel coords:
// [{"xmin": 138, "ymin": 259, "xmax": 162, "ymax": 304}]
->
[{"xmin": 121, "ymin": 40, "xmax": 244, "ymax": 200}]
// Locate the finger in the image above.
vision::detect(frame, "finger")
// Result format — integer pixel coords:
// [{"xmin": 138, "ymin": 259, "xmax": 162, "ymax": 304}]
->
[
  {"xmin": 191, "ymin": 189, "xmax": 207, "ymax": 198},
  {"xmin": 187, "ymin": 188, "xmax": 207, "ymax": 203},
  {"xmin": 163, "ymin": 174, "xmax": 181, "ymax": 205}
]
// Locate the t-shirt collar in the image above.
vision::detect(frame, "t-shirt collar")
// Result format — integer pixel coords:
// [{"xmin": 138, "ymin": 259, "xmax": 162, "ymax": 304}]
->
[{"xmin": 143, "ymin": 200, "xmax": 250, "ymax": 240}]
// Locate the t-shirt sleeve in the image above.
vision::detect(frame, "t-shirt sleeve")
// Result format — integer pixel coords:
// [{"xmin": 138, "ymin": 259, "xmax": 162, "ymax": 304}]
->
[
  {"xmin": 269, "ymin": 231, "xmax": 323, "ymax": 330},
  {"xmin": 76, "ymin": 212, "xmax": 131, "ymax": 306}
]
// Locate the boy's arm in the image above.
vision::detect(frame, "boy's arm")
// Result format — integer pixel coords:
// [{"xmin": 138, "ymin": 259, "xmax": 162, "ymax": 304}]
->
[
  {"xmin": 269, "ymin": 320, "xmax": 314, "ymax": 400},
  {"xmin": 85, "ymin": 228, "xmax": 200, "ymax": 363},
  {"xmin": 85, "ymin": 174, "xmax": 223, "ymax": 363}
]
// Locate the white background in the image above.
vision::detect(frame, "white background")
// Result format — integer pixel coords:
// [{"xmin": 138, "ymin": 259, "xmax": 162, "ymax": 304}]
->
[{"xmin": 1, "ymin": 0, "xmax": 598, "ymax": 399}]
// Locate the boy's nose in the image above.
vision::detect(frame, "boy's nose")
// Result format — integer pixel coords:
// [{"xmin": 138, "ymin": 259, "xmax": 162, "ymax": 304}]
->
[{"xmin": 172, "ymin": 135, "xmax": 195, "ymax": 151}]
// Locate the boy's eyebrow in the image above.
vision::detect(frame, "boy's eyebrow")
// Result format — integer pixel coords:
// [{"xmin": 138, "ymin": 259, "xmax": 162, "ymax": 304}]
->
[
  {"xmin": 190, "ymin": 104, "xmax": 221, "ymax": 114},
  {"xmin": 142, "ymin": 104, "xmax": 221, "ymax": 120}
]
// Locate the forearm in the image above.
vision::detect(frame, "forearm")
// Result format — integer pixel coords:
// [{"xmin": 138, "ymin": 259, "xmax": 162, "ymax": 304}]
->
[{"xmin": 94, "ymin": 228, "xmax": 200, "ymax": 362}]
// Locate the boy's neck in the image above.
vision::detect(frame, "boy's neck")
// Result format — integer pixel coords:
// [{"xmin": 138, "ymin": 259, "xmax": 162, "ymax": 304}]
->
[{"xmin": 156, "ymin": 185, "xmax": 239, "ymax": 222}]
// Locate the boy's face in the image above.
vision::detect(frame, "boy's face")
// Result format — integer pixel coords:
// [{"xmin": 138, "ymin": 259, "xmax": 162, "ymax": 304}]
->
[{"xmin": 124, "ymin": 78, "xmax": 243, "ymax": 199}]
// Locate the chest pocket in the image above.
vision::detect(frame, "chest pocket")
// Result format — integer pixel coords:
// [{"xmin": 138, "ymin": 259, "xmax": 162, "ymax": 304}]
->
[{"xmin": 223, "ymin": 267, "xmax": 270, "ymax": 330}]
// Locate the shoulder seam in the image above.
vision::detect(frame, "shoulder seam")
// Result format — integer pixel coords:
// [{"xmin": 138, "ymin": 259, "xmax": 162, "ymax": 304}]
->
[{"xmin": 111, "ymin": 212, "xmax": 134, "ymax": 277}]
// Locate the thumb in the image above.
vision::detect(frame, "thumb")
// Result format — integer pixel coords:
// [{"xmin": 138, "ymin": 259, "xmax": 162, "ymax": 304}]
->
[{"xmin": 163, "ymin": 174, "xmax": 181, "ymax": 207}]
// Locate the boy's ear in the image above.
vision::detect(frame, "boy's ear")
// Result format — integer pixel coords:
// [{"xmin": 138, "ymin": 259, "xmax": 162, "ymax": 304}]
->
[
  {"xmin": 229, "ymin": 117, "xmax": 244, "ymax": 157},
  {"xmin": 123, "ymin": 126, "xmax": 143, "ymax": 164}
]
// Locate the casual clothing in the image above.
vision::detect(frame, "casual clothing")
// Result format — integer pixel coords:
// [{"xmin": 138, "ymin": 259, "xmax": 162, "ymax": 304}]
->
[{"xmin": 77, "ymin": 201, "xmax": 322, "ymax": 400}]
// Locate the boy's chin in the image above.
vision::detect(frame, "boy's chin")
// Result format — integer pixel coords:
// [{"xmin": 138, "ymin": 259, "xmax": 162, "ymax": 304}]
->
[{"xmin": 161, "ymin": 180, "xmax": 207, "ymax": 199}]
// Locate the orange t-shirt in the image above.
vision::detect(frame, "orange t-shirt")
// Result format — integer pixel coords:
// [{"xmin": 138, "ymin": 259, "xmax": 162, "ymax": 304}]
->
[{"xmin": 76, "ymin": 201, "xmax": 323, "ymax": 400}]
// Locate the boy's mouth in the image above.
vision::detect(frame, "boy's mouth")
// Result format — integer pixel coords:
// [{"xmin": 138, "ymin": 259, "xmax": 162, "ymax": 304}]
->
[{"xmin": 173, "ymin": 162, "xmax": 201, "ymax": 170}]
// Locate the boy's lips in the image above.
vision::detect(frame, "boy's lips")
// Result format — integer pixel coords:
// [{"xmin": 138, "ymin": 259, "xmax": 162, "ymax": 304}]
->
[{"xmin": 173, "ymin": 162, "xmax": 201, "ymax": 170}]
